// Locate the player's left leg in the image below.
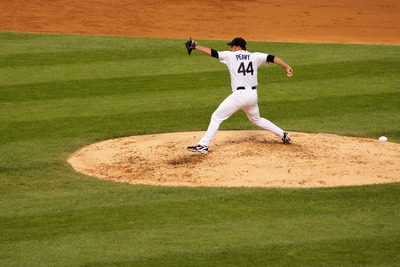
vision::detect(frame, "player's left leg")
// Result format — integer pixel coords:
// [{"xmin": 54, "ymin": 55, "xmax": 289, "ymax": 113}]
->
[{"xmin": 244, "ymin": 103, "xmax": 285, "ymax": 138}]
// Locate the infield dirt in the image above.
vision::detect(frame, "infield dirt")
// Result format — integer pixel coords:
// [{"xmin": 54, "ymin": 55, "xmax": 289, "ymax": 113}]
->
[
  {"xmin": 1, "ymin": 0, "xmax": 399, "ymax": 45},
  {"xmin": 2, "ymin": 0, "xmax": 399, "ymax": 187}
]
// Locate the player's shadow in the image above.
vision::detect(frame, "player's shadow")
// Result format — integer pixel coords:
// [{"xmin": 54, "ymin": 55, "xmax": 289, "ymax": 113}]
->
[{"xmin": 166, "ymin": 154, "xmax": 206, "ymax": 166}]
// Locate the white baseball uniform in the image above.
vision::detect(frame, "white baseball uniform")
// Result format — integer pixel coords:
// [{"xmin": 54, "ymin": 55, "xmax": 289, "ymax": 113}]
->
[{"xmin": 197, "ymin": 49, "xmax": 286, "ymax": 147}]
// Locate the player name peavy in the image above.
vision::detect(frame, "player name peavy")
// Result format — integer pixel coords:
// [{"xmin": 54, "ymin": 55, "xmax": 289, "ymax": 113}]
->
[{"xmin": 235, "ymin": 54, "xmax": 250, "ymax": 60}]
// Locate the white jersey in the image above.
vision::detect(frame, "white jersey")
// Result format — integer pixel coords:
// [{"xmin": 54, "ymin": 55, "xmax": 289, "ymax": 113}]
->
[{"xmin": 218, "ymin": 50, "xmax": 269, "ymax": 91}]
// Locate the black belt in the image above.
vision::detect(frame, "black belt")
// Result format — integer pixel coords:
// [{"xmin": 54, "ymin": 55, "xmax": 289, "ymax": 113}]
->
[{"xmin": 237, "ymin": 86, "xmax": 256, "ymax": 90}]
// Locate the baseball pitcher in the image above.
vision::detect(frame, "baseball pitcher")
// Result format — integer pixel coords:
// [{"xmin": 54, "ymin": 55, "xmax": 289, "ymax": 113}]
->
[{"xmin": 185, "ymin": 37, "xmax": 293, "ymax": 154}]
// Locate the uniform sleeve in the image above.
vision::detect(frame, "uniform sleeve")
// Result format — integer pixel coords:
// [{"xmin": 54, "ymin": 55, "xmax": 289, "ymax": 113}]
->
[
  {"xmin": 253, "ymin": 52, "xmax": 269, "ymax": 67},
  {"xmin": 218, "ymin": 51, "xmax": 230, "ymax": 64},
  {"xmin": 211, "ymin": 49, "xmax": 219, "ymax": 59},
  {"xmin": 267, "ymin": 54, "xmax": 275, "ymax": 63}
]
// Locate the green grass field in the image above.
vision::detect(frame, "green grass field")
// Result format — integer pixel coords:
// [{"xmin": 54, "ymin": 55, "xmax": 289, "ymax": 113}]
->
[{"xmin": 1, "ymin": 32, "xmax": 399, "ymax": 266}]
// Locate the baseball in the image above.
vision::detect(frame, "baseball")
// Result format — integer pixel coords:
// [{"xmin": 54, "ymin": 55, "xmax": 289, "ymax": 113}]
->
[{"xmin": 379, "ymin": 136, "xmax": 388, "ymax": 142}]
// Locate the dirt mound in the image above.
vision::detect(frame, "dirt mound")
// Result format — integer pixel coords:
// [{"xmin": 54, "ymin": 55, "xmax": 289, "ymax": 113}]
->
[{"xmin": 68, "ymin": 131, "xmax": 400, "ymax": 188}]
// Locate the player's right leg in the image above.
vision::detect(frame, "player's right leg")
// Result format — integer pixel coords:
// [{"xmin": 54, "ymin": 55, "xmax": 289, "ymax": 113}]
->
[
  {"xmin": 187, "ymin": 144, "xmax": 209, "ymax": 154},
  {"xmin": 244, "ymin": 104, "xmax": 290, "ymax": 143},
  {"xmin": 188, "ymin": 93, "xmax": 241, "ymax": 153},
  {"xmin": 198, "ymin": 93, "xmax": 241, "ymax": 146},
  {"xmin": 281, "ymin": 132, "xmax": 291, "ymax": 144}
]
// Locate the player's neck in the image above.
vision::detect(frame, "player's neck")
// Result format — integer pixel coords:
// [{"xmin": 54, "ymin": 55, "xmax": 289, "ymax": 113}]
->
[{"xmin": 230, "ymin": 46, "xmax": 245, "ymax": 52}]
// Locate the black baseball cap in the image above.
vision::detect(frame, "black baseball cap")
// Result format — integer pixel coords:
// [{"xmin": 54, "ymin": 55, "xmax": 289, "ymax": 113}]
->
[{"xmin": 226, "ymin": 37, "xmax": 247, "ymax": 49}]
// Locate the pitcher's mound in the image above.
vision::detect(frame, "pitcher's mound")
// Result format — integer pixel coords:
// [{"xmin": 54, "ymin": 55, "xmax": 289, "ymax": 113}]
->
[{"xmin": 67, "ymin": 131, "xmax": 400, "ymax": 188}]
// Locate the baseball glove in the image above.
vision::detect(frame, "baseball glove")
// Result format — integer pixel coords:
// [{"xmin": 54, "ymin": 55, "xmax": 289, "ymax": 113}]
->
[{"xmin": 185, "ymin": 38, "xmax": 198, "ymax": 55}]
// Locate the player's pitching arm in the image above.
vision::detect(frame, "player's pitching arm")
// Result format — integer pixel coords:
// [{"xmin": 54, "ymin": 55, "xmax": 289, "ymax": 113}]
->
[{"xmin": 272, "ymin": 57, "xmax": 293, "ymax": 78}]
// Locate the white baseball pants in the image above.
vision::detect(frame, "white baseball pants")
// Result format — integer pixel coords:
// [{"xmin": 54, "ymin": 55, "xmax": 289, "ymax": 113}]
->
[{"xmin": 198, "ymin": 90, "xmax": 285, "ymax": 147}]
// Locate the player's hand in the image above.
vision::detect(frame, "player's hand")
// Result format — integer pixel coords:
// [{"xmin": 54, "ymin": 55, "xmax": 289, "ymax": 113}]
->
[
  {"xmin": 185, "ymin": 37, "xmax": 198, "ymax": 55},
  {"xmin": 286, "ymin": 66, "xmax": 293, "ymax": 78}
]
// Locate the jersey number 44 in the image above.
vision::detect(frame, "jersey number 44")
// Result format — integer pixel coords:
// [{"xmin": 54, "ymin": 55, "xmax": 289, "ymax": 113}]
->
[{"xmin": 238, "ymin": 62, "xmax": 254, "ymax": 75}]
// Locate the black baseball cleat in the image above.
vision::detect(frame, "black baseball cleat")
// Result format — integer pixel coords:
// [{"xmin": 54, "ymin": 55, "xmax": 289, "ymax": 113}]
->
[
  {"xmin": 187, "ymin": 145, "xmax": 209, "ymax": 154},
  {"xmin": 281, "ymin": 132, "xmax": 291, "ymax": 144}
]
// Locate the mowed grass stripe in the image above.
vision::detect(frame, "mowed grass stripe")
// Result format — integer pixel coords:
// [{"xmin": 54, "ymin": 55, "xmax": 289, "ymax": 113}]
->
[
  {"xmin": 1, "ymin": 185, "xmax": 399, "ymax": 265},
  {"xmin": 0, "ymin": 71, "xmax": 228, "ymax": 102},
  {"xmin": 0, "ymin": 58, "xmax": 225, "ymax": 87},
  {"xmin": 2, "ymin": 185, "xmax": 399, "ymax": 242}
]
